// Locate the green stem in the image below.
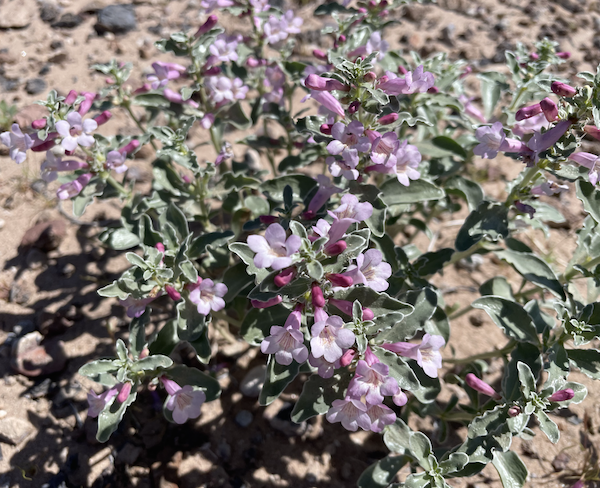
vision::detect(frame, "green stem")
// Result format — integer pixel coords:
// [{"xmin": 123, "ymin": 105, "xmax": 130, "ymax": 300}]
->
[
  {"xmin": 448, "ymin": 304, "xmax": 473, "ymax": 321},
  {"xmin": 211, "ymin": 310, "xmax": 242, "ymax": 328},
  {"xmin": 505, "ymin": 164, "xmax": 540, "ymax": 208},
  {"xmin": 562, "ymin": 255, "xmax": 600, "ymax": 283},
  {"xmin": 123, "ymin": 102, "xmax": 158, "ymax": 151},
  {"xmin": 508, "ymin": 85, "xmax": 528, "ymax": 112},
  {"xmin": 443, "ymin": 339, "xmax": 517, "ymax": 364},
  {"xmin": 446, "ymin": 241, "xmax": 484, "ymax": 267},
  {"xmin": 106, "ymin": 174, "xmax": 130, "ymax": 197}
]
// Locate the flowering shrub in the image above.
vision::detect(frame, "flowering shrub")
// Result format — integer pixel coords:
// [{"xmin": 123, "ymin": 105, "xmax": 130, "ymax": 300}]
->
[{"xmin": 4, "ymin": 0, "xmax": 600, "ymax": 486}]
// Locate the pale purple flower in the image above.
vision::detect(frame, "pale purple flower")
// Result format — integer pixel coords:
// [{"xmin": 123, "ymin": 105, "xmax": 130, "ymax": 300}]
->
[
  {"xmin": 208, "ymin": 34, "xmax": 240, "ymax": 65},
  {"xmin": 382, "ymin": 333, "xmax": 445, "ymax": 378},
  {"xmin": 569, "ymin": 152, "xmax": 600, "ymax": 185},
  {"xmin": 214, "ymin": 141, "xmax": 234, "ymax": 166},
  {"xmin": 261, "ymin": 309, "xmax": 309, "ymax": 365},
  {"xmin": 393, "ymin": 390, "xmax": 408, "ymax": 406},
  {"xmin": 307, "ymin": 175, "xmax": 342, "ymax": 213},
  {"xmin": 55, "ymin": 112, "xmax": 97, "ymax": 151},
  {"xmin": 512, "ymin": 112, "xmax": 549, "ymax": 138},
  {"xmin": 328, "ymin": 194, "xmax": 373, "ymax": 243},
  {"xmin": 119, "ymin": 295, "xmax": 157, "ymax": 318},
  {"xmin": 106, "ymin": 150, "xmax": 128, "ymax": 174},
  {"xmin": 162, "ymin": 377, "xmax": 206, "ymax": 424},
  {"xmin": 459, "ymin": 95, "xmax": 487, "ymax": 124},
  {"xmin": 326, "ymin": 398, "xmax": 371, "ymax": 431},
  {"xmin": 163, "ymin": 88, "xmax": 199, "ymax": 108},
  {"xmin": 366, "ymin": 403, "xmax": 396, "ymax": 432},
  {"xmin": 247, "ymin": 223, "xmax": 302, "ymax": 270},
  {"xmin": 367, "ymin": 130, "xmax": 400, "ymax": 168},
  {"xmin": 310, "ymin": 315, "xmax": 355, "ymax": 363},
  {"xmin": 308, "ymin": 354, "xmax": 340, "ymax": 378},
  {"xmin": 264, "ymin": 65, "xmax": 286, "ymax": 106},
  {"xmin": 263, "ymin": 10, "xmax": 302, "ymax": 45},
  {"xmin": 474, "ymin": 122, "xmax": 526, "ymax": 159},
  {"xmin": 0, "ymin": 123, "xmax": 33, "ymax": 164},
  {"xmin": 311, "ymin": 219, "xmax": 332, "ymax": 240},
  {"xmin": 531, "ymin": 181, "xmax": 568, "ymax": 196},
  {"xmin": 306, "ymin": 90, "xmax": 345, "ymax": 118},
  {"xmin": 147, "ymin": 61, "xmax": 187, "ymax": 89},
  {"xmin": 250, "ymin": 0, "xmax": 270, "ymax": 12},
  {"xmin": 57, "ymin": 173, "xmax": 92, "ymax": 200},
  {"xmin": 200, "ymin": 0, "xmax": 234, "ymax": 12},
  {"xmin": 522, "ymin": 120, "xmax": 571, "ymax": 165},
  {"xmin": 327, "ymin": 121, "xmax": 371, "ymax": 156},
  {"xmin": 189, "ymin": 278, "xmax": 228, "ymax": 315},
  {"xmin": 348, "ymin": 31, "xmax": 389, "ymax": 60},
  {"xmin": 344, "ymin": 249, "xmax": 392, "ymax": 292},
  {"xmin": 200, "ymin": 114, "xmax": 215, "ymax": 129},
  {"xmin": 378, "ymin": 66, "xmax": 435, "ymax": 95},
  {"xmin": 393, "ymin": 141, "xmax": 421, "ymax": 186},
  {"xmin": 347, "ymin": 359, "xmax": 399, "ymax": 405},
  {"xmin": 327, "ymin": 151, "xmax": 359, "ymax": 180},
  {"xmin": 87, "ymin": 386, "xmax": 118, "ymax": 418},
  {"xmin": 206, "ymin": 76, "xmax": 248, "ymax": 104},
  {"xmin": 40, "ymin": 151, "xmax": 87, "ymax": 182}
]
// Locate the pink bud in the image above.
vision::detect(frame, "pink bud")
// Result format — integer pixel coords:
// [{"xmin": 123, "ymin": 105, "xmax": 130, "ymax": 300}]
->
[
  {"xmin": 465, "ymin": 373, "xmax": 501, "ymax": 400},
  {"xmin": 31, "ymin": 139, "xmax": 56, "ymax": 152},
  {"xmin": 32, "ymin": 119, "xmax": 46, "ymax": 130},
  {"xmin": 65, "ymin": 90, "xmax": 78, "ymax": 105},
  {"xmin": 340, "ymin": 349, "xmax": 356, "ymax": 367},
  {"xmin": 303, "ymin": 210, "xmax": 317, "ymax": 220},
  {"xmin": 427, "ymin": 86, "xmax": 439, "ymax": 94},
  {"xmin": 311, "ymin": 284, "xmax": 326, "ymax": 308},
  {"xmin": 246, "ymin": 57, "xmax": 260, "ymax": 68},
  {"xmin": 251, "ymin": 296, "xmax": 283, "ymax": 308},
  {"xmin": 305, "ymin": 74, "xmax": 348, "ymax": 92},
  {"xmin": 78, "ymin": 92, "xmax": 96, "ymax": 115},
  {"xmin": 320, "ymin": 124, "xmax": 332, "ymax": 135},
  {"xmin": 325, "ymin": 240, "xmax": 347, "ymax": 256},
  {"xmin": 119, "ymin": 139, "xmax": 140, "ymax": 155},
  {"xmin": 362, "ymin": 308, "xmax": 374, "ymax": 321},
  {"xmin": 459, "ymin": 66, "xmax": 472, "ymax": 79},
  {"xmin": 584, "ymin": 125, "xmax": 600, "ymax": 141},
  {"xmin": 379, "ymin": 75, "xmax": 389, "ymax": 84},
  {"xmin": 368, "ymin": 0, "xmax": 377, "ymax": 7},
  {"xmin": 540, "ymin": 97, "xmax": 558, "ymax": 122},
  {"xmin": 105, "ymin": 77, "xmax": 114, "ymax": 84},
  {"xmin": 165, "ymin": 285, "xmax": 181, "ymax": 301},
  {"xmin": 379, "ymin": 113, "xmax": 398, "ymax": 125},
  {"xmin": 397, "ymin": 65, "xmax": 408, "ymax": 75},
  {"xmin": 338, "ymin": 34, "xmax": 346, "ymax": 43},
  {"xmin": 94, "ymin": 110, "xmax": 112, "ymax": 126},
  {"xmin": 155, "ymin": 242, "xmax": 165, "ymax": 253},
  {"xmin": 515, "ymin": 103, "xmax": 542, "ymax": 121},
  {"xmin": 529, "ymin": 52, "xmax": 540, "ymax": 61},
  {"xmin": 348, "ymin": 101, "xmax": 360, "ymax": 114},
  {"xmin": 133, "ymin": 83, "xmax": 151, "ymax": 95},
  {"xmin": 364, "ymin": 71, "xmax": 377, "ymax": 82},
  {"xmin": 548, "ymin": 388, "xmax": 574, "ymax": 402},
  {"xmin": 117, "ymin": 382, "xmax": 132, "ymax": 403},
  {"xmin": 327, "ymin": 273, "xmax": 353, "ymax": 287},
  {"xmin": 139, "ymin": 347, "xmax": 149, "ymax": 359},
  {"xmin": 556, "ymin": 51, "xmax": 571, "ymax": 59},
  {"xmin": 195, "ymin": 14, "xmax": 218, "ymax": 37},
  {"xmin": 551, "ymin": 81, "xmax": 576, "ymax": 97},
  {"xmin": 508, "ymin": 406, "xmax": 521, "ymax": 417},
  {"xmin": 259, "ymin": 215, "xmax": 278, "ymax": 224},
  {"xmin": 203, "ymin": 66, "xmax": 221, "ymax": 76},
  {"xmin": 313, "ymin": 49, "xmax": 328, "ymax": 61},
  {"xmin": 274, "ymin": 267, "xmax": 295, "ymax": 287},
  {"xmin": 358, "ymin": 7, "xmax": 367, "ymax": 13}
]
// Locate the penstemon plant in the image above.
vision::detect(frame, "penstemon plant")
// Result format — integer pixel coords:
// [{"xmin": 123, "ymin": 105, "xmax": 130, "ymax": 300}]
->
[{"xmin": 3, "ymin": 0, "xmax": 600, "ymax": 486}]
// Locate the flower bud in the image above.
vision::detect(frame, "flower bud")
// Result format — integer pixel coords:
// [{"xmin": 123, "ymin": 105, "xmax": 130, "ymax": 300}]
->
[
  {"xmin": 165, "ymin": 285, "xmax": 181, "ymax": 301},
  {"xmin": 551, "ymin": 81, "xmax": 576, "ymax": 97},
  {"xmin": 64, "ymin": 90, "xmax": 78, "ymax": 105},
  {"xmin": 427, "ymin": 86, "xmax": 439, "ymax": 94},
  {"xmin": 32, "ymin": 119, "xmax": 47, "ymax": 130},
  {"xmin": 117, "ymin": 382, "xmax": 132, "ymax": 403},
  {"xmin": 465, "ymin": 373, "xmax": 501, "ymax": 400},
  {"xmin": 31, "ymin": 139, "xmax": 55, "ymax": 152},
  {"xmin": 305, "ymin": 74, "xmax": 349, "ymax": 92},
  {"xmin": 259, "ymin": 215, "xmax": 278, "ymax": 224},
  {"xmin": 251, "ymin": 295, "xmax": 283, "ymax": 308},
  {"xmin": 340, "ymin": 349, "xmax": 356, "ymax": 367},
  {"xmin": 378, "ymin": 75, "xmax": 389, "ymax": 85},
  {"xmin": 508, "ymin": 406, "xmax": 521, "ymax": 417},
  {"xmin": 274, "ymin": 267, "xmax": 295, "ymax": 287},
  {"xmin": 362, "ymin": 308, "xmax": 374, "ymax": 321},
  {"xmin": 246, "ymin": 57, "xmax": 260, "ymax": 68},
  {"xmin": 119, "ymin": 139, "xmax": 140, "ymax": 155},
  {"xmin": 327, "ymin": 273, "xmax": 353, "ymax": 287},
  {"xmin": 302, "ymin": 210, "xmax": 317, "ymax": 220},
  {"xmin": 320, "ymin": 123, "xmax": 332, "ymax": 135},
  {"xmin": 556, "ymin": 51, "xmax": 571, "ymax": 59},
  {"xmin": 348, "ymin": 101, "xmax": 360, "ymax": 114},
  {"xmin": 311, "ymin": 284, "xmax": 326, "ymax": 308},
  {"xmin": 515, "ymin": 103, "xmax": 542, "ymax": 121},
  {"xmin": 397, "ymin": 65, "xmax": 408, "ymax": 75},
  {"xmin": 139, "ymin": 347, "xmax": 149, "ymax": 359},
  {"xmin": 529, "ymin": 52, "xmax": 540, "ymax": 61},
  {"xmin": 379, "ymin": 113, "xmax": 398, "ymax": 125},
  {"xmin": 313, "ymin": 49, "xmax": 328, "ymax": 61},
  {"xmin": 338, "ymin": 34, "xmax": 346, "ymax": 43},
  {"xmin": 133, "ymin": 83, "xmax": 151, "ymax": 95},
  {"xmin": 195, "ymin": 14, "xmax": 218, "ymax": 37},
  {"xmin": 325, "ymin": 240, "xmax": 347, "ymax": 256},
  {"xmin": 548, "ymin": 388, "xmax": 574, "ymax": 402},
  {"xmin": 584, "ymin": 125, "xmax": 600, "ymax": 141},
  {"xmin": 78, "ymin": 92, "xmax": 96, "ymax": 115},
  {"xmin": 94, "ymin": 110, "xmax": 112, "ymax": 126},
  {"xmin": 459, "ymin": 66, "xmax": 472, "ymax": 79},
  {"xmin": 203, "ymin": 66, "xmax": 221, "ymax": 76},
  {"xmin": 540, "ymin": 97, "xmax": 558, "ymax": 122},
  {"xmin": 364, "ymin": 71, "xmax": 377, "ymax": 82},
  {"xmin": 155, "ymin": 242, "xmax": 165, "ymax": 253}
]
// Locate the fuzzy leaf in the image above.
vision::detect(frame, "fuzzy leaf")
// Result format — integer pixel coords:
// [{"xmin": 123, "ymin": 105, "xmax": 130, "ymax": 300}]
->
[
  {"xmin": 455, "ymin": 201, "xmax": 509, "ymax": 252},
  {"xmin": 259, "ymin": 355, "xmax": 300, "ymax": 406},
  {"xmin": 472, "ymin": 297, "xmax": 539, "ymax": 344},
  {"xmin": 567, "ymin": 348, "xmax": 600, "ymax": 379},
  {"xmin": 291, "ymin": 372, "xmax": 350, "ymax": 423},
  {"xmin": 380, "ymin": 179, "xmax": 445, "ymax": 205},
  {"xmin": 240, "ymin": 304, "xmax": 290, "ymax": 345},
  {"xmin": 492, "ymin": 451, "xmax": 528, "ymax": 488}
]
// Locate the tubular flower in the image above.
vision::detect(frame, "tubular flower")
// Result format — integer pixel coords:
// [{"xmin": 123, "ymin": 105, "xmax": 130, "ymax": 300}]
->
[
  {"xmin": 347, "ymin": 359, "xmax": 399, "ymax": 405},
  {"xmin": 247, "ymin": 223, "xmax": 302, "ymax": 270},
  {"xmin": 55, "ymin": 112, "xmax": 97, "ymax": 151},
  {"xmin": 473, "ymin": 122, "xmax": 526, "ymax": 159},
  {"xmin": 310, "ymin": 315, "xmax": 356, "ymax": 363},
  {"xmin": 188, "ymin": 278, "xmax": 227, "ymax": 315},
  {"xmin": 161, "ymin": 377, "xmax": 206, "ymax": 424},
  {"xmin": 382, "ymin": 333, "xmax": 445, "ymax": 378},
  {"xmin": 261, "ymin": 309, "xmax": 309, "ymax": 366},
  {"xmin": 87, "ymin": 386, "xmax": 118, "ymax": 417},
  {"xmin": 326, "ymin": 398, "xmax": 371, "ymax": 431},
  {"xmin": 1, "ymin": 123, "xmax": 33, "ymax": 163},
  {"xmin": 343, "ymin": 249, "xmax": 392, "ymax": 292},
  {"xmin": 569, "ymin": 152, "xmax": 600, "ymax": 185}
]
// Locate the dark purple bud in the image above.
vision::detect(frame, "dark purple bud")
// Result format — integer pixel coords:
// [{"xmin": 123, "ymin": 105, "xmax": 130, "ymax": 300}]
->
[
  {"xmin": 397, "ymin": 65, "xmax": 408, "ymax": 75},
  {"xmin": 203, "ymin": 66, "xmax": 221, "ymax": 76},
  {"xmin": 119, "ymin": 139, "xmax": 140, "ymax": 155},
  {"xmin": 32, "ymin": 119, "xmax": 46, "ymax": 130},
  {"xmin": 302, "ymin": 210, "xmax": 317, "ymax": 220},
  {"xmin": 94, "ymin": 110, "xmax": 112, "ymax": 126},
  {"xmin": 251, "ymin": 296, "xmax": 283, "ymax": 308},
  {"xmin": 313, "ymin": 49, "xmax": 328, "ymax": 61},
  {"xmin": 348, "ymin": 101, "xmax": 360, "ymax": 114},
  {"xmin": 379, "ymin": 113, "xmax": 398, "ymax": 125},
  {"xmin": 540, "ymin": 97, "xmax": 558, "ymax": 122},
  {"xmin": 274, "ymin": 267, "xmax": 295, "ymax": 287},
  {"xmin": 465, "ymin": 373, "xmax": 501, "ymax": 400},
  {"xmin": 556, "ymin": 51, "xmax": 571, "ymax": 59},
  {"xmin": 515, "ymin": 103, "xmax": 542, "ymax": 121},
  {"xmin": 338, "ymin": 34, "xmax": 346, "ymax": 43},
  {"xmin": 508, "ymin": 406, "xmax": 521, "ymax": 417},
  {"xmin": 551, "ymin": 81, "xmax": 576, "ymax": 97},
  {"xmin": 117, "ymin": 382, "xmax": 132, "ymax": 403},
  {"xmin": 325, "ymin": 240, "xmax": 347, "ymax": 256},
  {"xmin": 31, "ymin": 140, "xmax": 56, "ymax": 152},
  {"xmin": 427, "ymin": 86, "xmax": 439, "ymax": 94},
  {"xmin": 515, "ymin": 201, "xmax": 536, "ymax": 218},
  {"xmin": 195, "ymin": 14, "xmax": 218, "ymax": 37},
  {"xmin": 548, "ymin": 388, "xmax": 574, "ymax": 402},
  {"xmin": 259, "ymin": 215, "xmax": 278, "ymax": 224},
  {"xmin": 312, "ymin": 284, "xmax": 326, "ymax": 308},
  {"xmin": 320, "ymin": 123, "xmax": 332, "ymax": 135},
  {"xmin": 133, "ymin": 83, "xmax": 151, "ymax": 95},
  {"xmin": 340, "ymin": 349, "xmax": 356, "ymax": 367},
  {"xmin": 165, "ymin": 285, "xmax": 181, "ymax": 301},
  {"xmin": 327, "ymin": 273, "xmax": 353, "ymax": 287},
  {"xmin": 65, "ymin": 90, "xmax": 78, "ymax": 105}
]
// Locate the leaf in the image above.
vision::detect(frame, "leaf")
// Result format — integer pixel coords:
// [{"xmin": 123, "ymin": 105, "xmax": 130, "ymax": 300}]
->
[
  {"xmin": 472, "ymin": 297, "xmax": 539, "ymax": 344},
  {"xmin": 78, "ymin": 359, "xmax": 119, "ymax": 387},
  {"xmin": 307, "ymin": 260, "xmax": 324, "ymax": 281},
  {"xmin": 502, "ymin": 343, "xmax": 542, "ymax": 402},
  {"xmin": 166, "ymin": 203, "xmax": 189, "ymax": 239},
  {"xmin": 409, "ymin": 432, "xmax": 433, "ymax": 469},
  {"xmin": 290, "ymin": 372, "xmax": 350, "ymax": 422},
  {"xmin": 167, "ymin": 364, "xmax": 220, "ymax": 401},
  {"xmin": 222, "ymin": 261, "xmax": 254, "ymax": 302},
  {"xmin": 431, "ymin": 136, "xmax": 467, "ymax": 159},
  {"xmin": 175, "ymin": 299, "xmax": 206, "ymax": 342},
  {"xmin": 97, "ymin": 389, "xmax": 137, "ymax": 442},
  {"xmin": 133, "ymin": 93, "xmax": 170, "ymax": 108},
  {"xmin": 517, "ymin": 361, "xmax": 537, "ymax": 398},
  {"xmin": 479, "ymin": 277, "xmax": 514, "ymax": 300},
  {"xmin": 72, "ymin": 177, "xmax": 106, "ymax": 217},
  {"xmin": 259, "ymin": 355, "xmax": 300, "ymax": 406},
  {"xmin": 240, "ymin": 304, "xmax": 290, "ymax": 345},
  {"xmin": 130, "ymin": 354, "xmax": 173, "ymax": 372},
  {"xmin": 149, "ymin": 320, "xmax": 178, "ymax": 356},
  {"xmin": 495, "ymin": 249, "xmax": 565, "ymax": 300},
  {"xmin": 189, "ymin": 231, "xmax": 235, "ymax": 258},
  {"xmin": 535, "ymin": 410, "xmax": 559, "ymax": 443},
  {"xmin": 576, "ymin": 180, "xmax": 600, "ymax": 223},
  {"xmin": 229, "ymin": 242, "xmax": 269, "ymax": 282},
  {"xmin": 567, "ymin": 349, "xmax": 600, "ymax": 379},
  {"xmin": 455, "ymin": 201, "xmax": 509, "ymax": 252},
  {"xmin": 477, "ymin": 72, "xmax": 509, "ymax": 120},
  {"xmin": 412, "ymin": 249, "xmax": 454, "ymax": 276},
  {"xmin": 380, "ymin": 179, "xmax": 445, "ymax": 206},
  {"xmin": 377, "ymin": 288, "xmax": 437, "ymax": 343},
  {"xmin": 221, "ymin": 101, "xmax": 251, "ymax": 130},
  {"xmin": 383, "ymin": 418, "xmax": 412, "ymax": 454},
  {"xmin": 129, "ymin": 308, "xmax": 150, "ymax": 358},
  {"xmin": 260, "ymin": 174, "xmax": 318, "ymax": 203},
  {"xmin": 445, "ymin": 175, "xmax": 485, "ymax": 211},
  {"xmin": 492, "ymin": 451, "xmax": 528, "ymax": 488},
  {"xmin": 357, "ymin": 456, "xmax": 408, "ymax": 488},
  {"xmin": 439, "ymin": 453, "xmax": 469, "ymax": 475},
  {"xmin": 101, "ymin": 228, "xmax": 140, "ymax": 250}
]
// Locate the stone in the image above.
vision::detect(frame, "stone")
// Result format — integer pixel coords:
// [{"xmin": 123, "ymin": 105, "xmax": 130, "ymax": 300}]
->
[
  {"xmin": 11, "ymin": 332, "xmax": 68, "ymax": 377},
  {"xmin": 60, "ymin": 263, "xmax": 76, "ymax": 277},
  {"xmin": 48, "ymin": 52, "xmax": 68, "ymax": 64},
  {"xmin": 239, "ymin": 365, "xmax": 266, "ymax": 397},
  {"xmin": 268, "ymin": 403, "xmax": 307, "ymax": 436},
  {"xmin": 0, "ymin": 0, "xmax": 33, "ymax": 28},
  {"xmin": 31, "ymin": 179, "xmax": 47, "ymax": 194},
  {"xmin": 0, "ymin": 417, "xmax": 34, "ymax": 445},
  {"xmin": 551, "ymin": 451, "xmax": 570, "ymax": 472},
  {"xmin": 235, "ymin": 410, "xmax": 253, "ymax": 428},
  {"xmin": 25, "ymin": 78, "xmax": 48, "ymax": 95},
  {"xmin": 96, "ymin": 5, "xmax": 137, "ymax": 34},
  {"xmin": 40, "ymin": 2, "xmax": 62, "ymax": 23},
  {"xmin": 9, "ymin": 282, "xmax": 30, "ymax": 304},
  {"xmin": 15, "ymin": 104, "xmax": 48, "ymax": 129},
  {"xmin": 50, "ymin": 40, "xmax": 64, "ymax": 50},
  {"xmin": 52, "ymin": 13, "xmax": 84, "ymax": 29},
  {"xmin": 20, "ymin": 219, "xmax": 67, "ymax": 252}
]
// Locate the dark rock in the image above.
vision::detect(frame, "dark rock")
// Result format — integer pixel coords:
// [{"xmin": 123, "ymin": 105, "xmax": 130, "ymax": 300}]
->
[
  {"xmin": 52, "ymin": 13, "xmax": 84, "ymax": 29},
  {"xmin": 24, "ymin": 377, "xmax": 53, "ymax": 399},
  {"xmin": 60, "ymin": 263, "xmax": 76, "ymax": 277},
  {"xmin": 0, "ymin": 76, "xmax": 19, "ymax": 92},
  {"xmin": 11, "ymin": 331, "xmax": 68, "ymax": 377},
  {"xmin": 96, "ymin": 5, "xmax": 137, "ymax": 34},
  {"xmin": 235, "ymin": 410, "xmax": 253, "ymax": 427},
  {"xmin": 25, "ymin": 78, "xmax": 48, "ymax": 95},
  {"xmin": 20, "ymin": 219, "xmax": 67, "ymax": 252},
  {"xmin": 30, "ymin": 179, "xmax": 47, "ymax": 194},
  {"xmin": 240, "ymin": 365, "xmax": 266, "ymax": 397},
  {"xmin": 48, "ymin": 52, "xmax": 68, "ymax": 64},
  {"xmin": 40, "ymin": 2, "xmax": 62, "ymax": 23},
  {"xmin": 50, "ymin": 39, "xmax": 64, "ymax": 50},
  {"xmin": 39, "ymin": 64, "xmax": 51, "ymax": 76},
  {"xmin": 552, "ymin": 451, "xmax": 570, "ymax": 472}
]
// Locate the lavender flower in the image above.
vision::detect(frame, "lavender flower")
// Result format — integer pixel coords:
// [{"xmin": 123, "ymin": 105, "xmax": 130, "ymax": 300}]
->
[
  {"xmin": 327, "ymin": 151, "xmax": 360, "ymax": 180},
  {"xmin": 523, "ymin": 120, "xmax": 571, "ymax": 165},
  {"xmin": 251, "ymin": 295, "xmax": 283, "ymax": 308},
  {"xmin": 307, "ymin": 175, "xmax": 342, "ymax": 213},
  {"xmin": 263, "ymin": 10, "xmax": 302, "ymax": 45},
  {"xmin": 569, "ymin": 152, "xmax": 600, "ymax": 185},
  {"xmin": 119, "ymin": 295, "xmax": 158, "ymax": 318},
  {"xmin": 87, "ymin": 386, "xmax": 118, "ymax": 417},
  {"xmin": 206, "ymin": 76, "xmax": 248, "ymax": 105},
  {"xmin": 378, "ymin": 66, "xmax": 435, "ymax": 95},
  {"xmin": 57, "ymin": 173, "xmax": 92, "ymax": 200},
  {"xmin": 512, "ymin": 112, "xmax": 549, "ymax": 138},
  {"xmin": 310, "ymin": 315, "xmax": 355, "ymax": 363},
  {"xmin": 458, "ymin": 95, "xmax": 487, "ymax": 124},
  {"xmin": 473, "ymin": 122, "xmax": 526, "ymax": 159},
  {"xmin": 56, "ymin": 112, "xmax": 97, "ymax": 151},
  {"xmin": 347, "ymin": 359, "xmax": 399, "ymax": 405},
  {"xmin": 40, "ymin": 151, "xmax": 87, "ymax": 182},
  {"xmin": 264, "ymin": 66, "xmax": 286, "ymax": 106},
  {"xmin": 366, "ymin": 403, "xmax": 396, "ymax": 432},
  {"xmin": 106, "ymin": 150, "xmax": 128, "ymax": 174},
  {"xmin": 208, "ymin": 34, "xmax": 240, "ymax": 65},
  {"xmin": 306, "ymin": 91, "xmax": 345, "ymax": 118},
  {"xmin": 349, "ymin": 31, "xmax": 389, "ymax": 60},
  {"xmin": 382, "ymin": 333, "xmax": 445, "ymax": 378},
  {"xmin": 326, "ymin": 398, "xmax": 371, "ymax": 431},
  {"xmin": 531, "ymin": 181, "xmax": 568, "ymax": 196},
  {"xmin": 200, "ymin": 0, "xmax": 234, "ymax": 12},
  {"xmin": 327, "ymin": 121, "xmax": 371, "ymax": 156},
  {"xmin": 188, "ymin": 278, "xmax": 228, "ymax": 315},
  {"xmin": 367, "ymin": 130, "xmax": 399, "ymax": 168},
  {"xmin": 343, "ymin": 249, "xmax": 392, "ymax": 292},
  {"xmin": 308, "ymin": 354, "xmax": 340, "ymax": 378},
  {"xmin": 261, "ymin": 309, "xmax": 309, "ymax": 365},
  {"xmin": 392, "ymin": 141, "xmax": 421, "ymax": 186},
  {"xmin": 147, "ymin": 61, "xmax": 187, "ymax": 89},
  {"xmin": 161, "ymin": 377, "xmax": 206, "ymax": 424},
  {"xmin": 1, "ymin": 123, "xmax": 33, "ymax": 164},
  {"xmin": 247, "ymin": 223, "xmax": 302, "ymax": 270}
]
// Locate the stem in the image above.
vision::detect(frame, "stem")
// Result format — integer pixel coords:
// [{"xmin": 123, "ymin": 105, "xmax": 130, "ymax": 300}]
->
[
  {"xmin": 123, "ymin": 102, "xmax": 158, "ymax": 151},
  {"xmin": 562, "ymin": 255, "xmax": 600, "ymax": 283},
  {"xmin": 211, "ymin": 310, "xmax": 242, "ymax": 328},
  {"xmin": 505, "ymin": 164, "xmax": 540, "ymax": 208},
  {"xmin": 106, "ymin": 174, "xmax": 130, "ymax": 197},
  {"xmin": 508, "ymin": 85, "xmax": 528, "ymax": 112},
  {"xmin": 446, "ymin": 241, "xmax": 484, "ymax": 267},
  {"xmin": 443, "ymin": 339, "xmax": 517, "ymax": 364},
  {"xmin": 448, "ymin": 304, "xmax": 473, "ymax": 321}
]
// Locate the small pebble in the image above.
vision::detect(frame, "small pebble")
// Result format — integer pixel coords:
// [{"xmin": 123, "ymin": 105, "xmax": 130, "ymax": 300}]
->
[
  {"xmin": 25, "ymin": 78, "xmax": 48, "ymax": 95},
  {"xmin": 235, "ymin": 410, "xmax": 253, "ymax": 428}
]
